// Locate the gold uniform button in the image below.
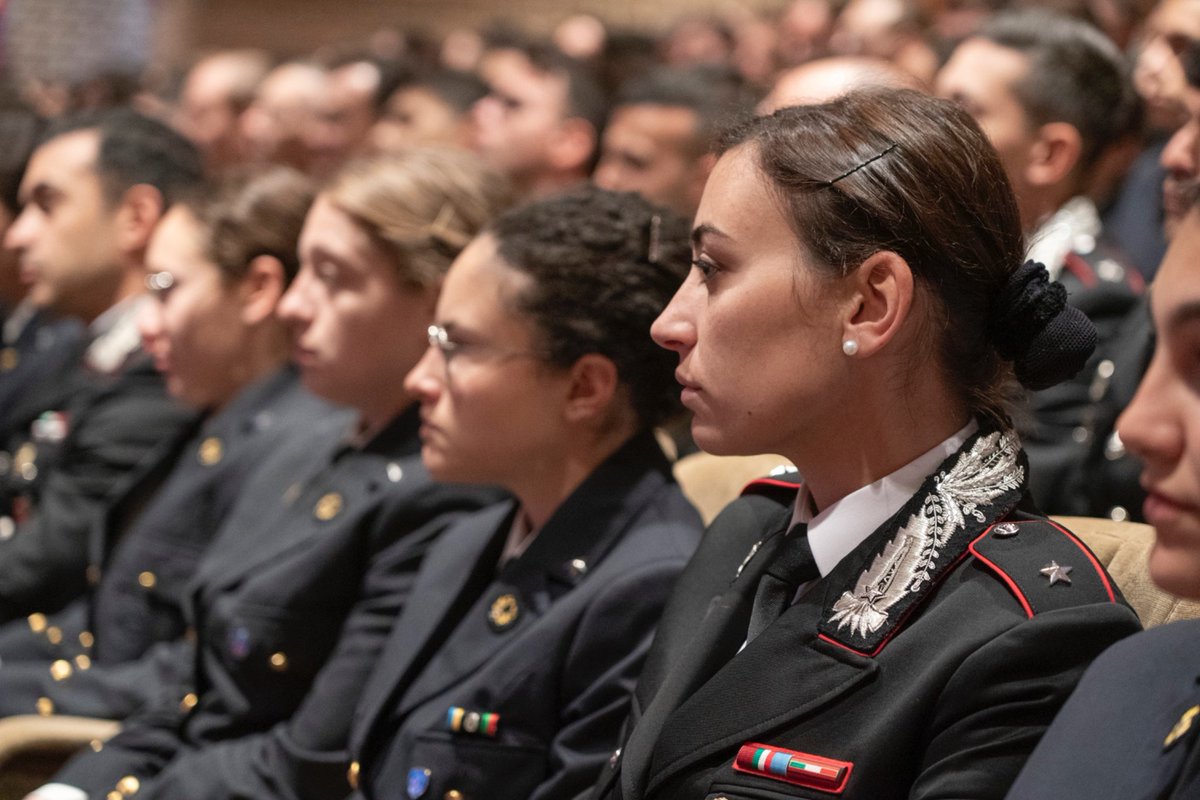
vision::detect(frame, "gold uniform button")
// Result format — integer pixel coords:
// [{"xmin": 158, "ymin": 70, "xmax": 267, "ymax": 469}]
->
[
  {"xmin": 50, "ymin": 659, "xmax": 73, "ymax": 681},
  {"xmin": 86, "ymin": 564, "xmax": 102, "ymax": 585},
  {"xmin": 445, "ymin": 792, "xmax": 464, "ymax": 800},
  {"xmin": 90, "ymin": 738, "xmax": 104, "ymax": 752},
  {"xmin": 185, "ymin": 626, "xmax": 198, "ymax": 643},
  {"xmin": 1, "ymin": 347, "xmax": 19, "ymax": 371},
  {"xmin": 138, "ymin": 571, "xmax": 157, "ymax": 589},
  {"xmin": 314, "ymin": 492, "xmax": 343, "ymax": 521},
  {"xmin": 198, "ymin": 437, "xmax": 223, "ymax": 465},
  {"xmin": 36, "ymin": 696, "xmax": 54, "ymax": 716},
  {"xmin": 27, "ymin": 612, "xmax": 47, "ymax": 633},
  {"xmin": 79, "ymin": 630, "xmax": 95, "ymax": 648},
  {"xmin": 180, "ymin": 692, "xmax": 199, "ymax": 712},
  {"xmin": 76, "ymin": 654, "xmax": 92, "ymax": 670},
  {"xmin": 269, "ymin": 651, "xmax": 289, "ymax": 671},
  {"xmin": 347, "ymin": 760, "xmax": 360, "ymax": 789},
  {"xmin": 46, "ymin": 626, "xmax": 63, "ymax": 644},
  {"xmin": 117, "ymin": 775, "xmax": 141, "ymax": 795}
]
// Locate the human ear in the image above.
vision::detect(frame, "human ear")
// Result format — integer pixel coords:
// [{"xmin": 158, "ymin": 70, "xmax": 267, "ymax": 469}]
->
[
  {"xmin": 1024, "ymin": 122, "xmax": 1082, "ymax": 189},
  {"xmin": 842, "ymin": 250, "xmax": 914, "ymax": 357},
  {"xmin": 239, "ymin": 255, "xmax": 287, "ymax": 325},
  {"xmin": 548, "ymin": 117, "xmax": 598, "ymax": 173},
  {"xmin": 563, "ymin": 353, "xmax": 620, "ymax": 424},
  {"xmin": 115, "ymin": 184, "xmax": 166, "ymax": 255}
]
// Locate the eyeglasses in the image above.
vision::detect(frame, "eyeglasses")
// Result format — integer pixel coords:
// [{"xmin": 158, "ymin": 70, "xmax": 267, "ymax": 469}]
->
[
  {"xmin": 426, "ymin": 324, "xmax": 542, "ymax": 381},
  {"xmin": 145, "ymin": 271, "xmax": 175, "ymax": 299}
]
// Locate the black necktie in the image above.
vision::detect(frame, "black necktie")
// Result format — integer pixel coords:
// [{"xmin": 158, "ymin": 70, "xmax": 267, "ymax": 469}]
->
[{"xmin": 746, "ymin": 523, "xmax": 819, "ymax": 642}]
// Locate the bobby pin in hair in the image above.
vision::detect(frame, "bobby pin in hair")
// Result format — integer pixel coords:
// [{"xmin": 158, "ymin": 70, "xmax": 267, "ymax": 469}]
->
[{"xmin": 820, "ymin": 142, "xmax": 899, "ymax": 187}]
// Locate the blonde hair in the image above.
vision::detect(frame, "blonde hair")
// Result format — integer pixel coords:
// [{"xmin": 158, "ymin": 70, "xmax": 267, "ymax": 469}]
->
[{"xmin": 324, "ymin": 148, "xmax": 514, "ymax": 288}]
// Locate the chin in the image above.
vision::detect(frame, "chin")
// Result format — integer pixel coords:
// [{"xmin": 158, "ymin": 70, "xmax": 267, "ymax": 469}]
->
[{"xmin": 1148, "ymin": 548, "xmax": 1200, "ymax": 601}]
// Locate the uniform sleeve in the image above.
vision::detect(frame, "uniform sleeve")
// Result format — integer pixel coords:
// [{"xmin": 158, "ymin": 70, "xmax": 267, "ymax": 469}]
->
[
  {"xmin": 528, "ymin": 551, "xmax": 690, "ymax": 800},
  {"xmin": 102, "ymin": 484, "xmax": 488, "ymax": 800},
  {"xmin": 0, "ymin": 370, "xmax": 194, "ymax": 623},
  {"xmin": 912, "ymin": 602, "xmax": 1141, "ymax": 800}
]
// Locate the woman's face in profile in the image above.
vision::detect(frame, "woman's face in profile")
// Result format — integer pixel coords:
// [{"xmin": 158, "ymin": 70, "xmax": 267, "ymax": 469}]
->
[
  {"xmin": 650, "ymin": 144, "xmax": 851, "ymax": 460},
  {"xmin": 405, "ymin": 233, "xmax": 571, "ymax": 488},
  {"xmin": 1118, "ymin": 207, "xmax": 1200, "ymax": 600},
  {"xmin": 139, "ymin": 205, "xmax": 248, "ymax": 410},
  {"xmin": 279, "ymin": 195, "xmax": 435, "ymax": 413}
]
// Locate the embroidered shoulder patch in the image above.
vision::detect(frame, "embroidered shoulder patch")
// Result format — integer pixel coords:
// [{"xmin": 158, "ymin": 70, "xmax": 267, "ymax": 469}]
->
[{"xmin": 820, "ymin": 430, "xmax": 1025, "ymax": 655}]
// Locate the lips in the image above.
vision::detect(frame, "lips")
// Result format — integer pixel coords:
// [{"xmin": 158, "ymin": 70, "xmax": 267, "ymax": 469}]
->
[{"xmin": 1142, "ymin": 486, "xmax": 1199, "ymax": 527}]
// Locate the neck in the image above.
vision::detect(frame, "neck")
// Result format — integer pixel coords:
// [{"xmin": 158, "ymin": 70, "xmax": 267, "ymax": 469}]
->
[
  {"xmin": 511, "ymin": 422, "xmax": 636, "ymax": 531},
  {"xmin": 783, "ymin": 360, "xmax": 970, "ymax": 513},
  {"xmin": 210, "ymin": 324, "xmax": 291, "ymax": 413}
]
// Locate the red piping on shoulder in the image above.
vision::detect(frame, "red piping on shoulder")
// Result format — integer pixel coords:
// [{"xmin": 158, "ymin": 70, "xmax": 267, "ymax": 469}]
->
[
  {"xmin": 741, "ymin": 477, "xmax": 803, "ymax": 495},
  {"xmin": 1062, "ymin": 252, "xmax": 1099, "ymax": 288},
  {"xmin": 1044, "ymin": 518, "xmax": 1117, "ymax": 602},
  {"xmin": 968, "ymin": 532, "xmax": 1036, "ymax": 619}
]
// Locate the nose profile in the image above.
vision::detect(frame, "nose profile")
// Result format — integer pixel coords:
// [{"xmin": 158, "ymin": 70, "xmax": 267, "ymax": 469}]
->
[{"xmin": 404, "ymin": 344, "xmax": 443, "ymax": 402}]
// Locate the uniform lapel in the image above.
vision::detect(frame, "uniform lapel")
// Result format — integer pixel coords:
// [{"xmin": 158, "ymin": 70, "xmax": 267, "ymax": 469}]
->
[
  {"xmin": 197, "ymin": 408, "xmax": 421, "ymax": 591},
  {"xmin": 352, "ymin": 501, "xmax": 514, "ymax": 757},
  {"xmin": 619, "ymin": 504, "xmax": 791, "ymax": 800},
  {"xmin": 393, "ymin": 432, "xmax": 675, "ymax": 720}
]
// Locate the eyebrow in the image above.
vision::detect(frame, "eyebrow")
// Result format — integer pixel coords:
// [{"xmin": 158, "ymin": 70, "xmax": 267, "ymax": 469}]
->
[{"xmin": 691, "ymin": 223, "xmax": 730, "ymax": 248}]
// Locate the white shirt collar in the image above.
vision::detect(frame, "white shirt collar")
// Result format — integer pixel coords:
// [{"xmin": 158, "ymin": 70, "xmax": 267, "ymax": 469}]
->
[
  {"xmin": 1025, "ymin": 195, "xmax": 1101, "ymax": 282},
  {"xmin": 791, "ymin": 419, "xmax": 979, "ymax": 577}
]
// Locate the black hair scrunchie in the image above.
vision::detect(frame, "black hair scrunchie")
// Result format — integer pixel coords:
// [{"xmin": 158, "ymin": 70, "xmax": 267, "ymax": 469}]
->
[{"xmin": 987, "ymin": 260, "xmax": 1097, "ymax": 391}]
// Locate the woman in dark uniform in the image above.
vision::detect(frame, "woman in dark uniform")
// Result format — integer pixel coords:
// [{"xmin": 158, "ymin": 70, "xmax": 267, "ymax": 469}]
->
[
  {"xmin": 347, "ymin": 187, "xmax": 704, "ymax": 800},
  {"xmin": 588, "ymin": 88, "xmax": 1142, "ymax": 800},
  {"xmin": 26, "ymin": 149, "xmax": 510, "ymax": 800},
  {"xmin": 0, "ymin": 166, "xmax": 331, "ymax": 719}
]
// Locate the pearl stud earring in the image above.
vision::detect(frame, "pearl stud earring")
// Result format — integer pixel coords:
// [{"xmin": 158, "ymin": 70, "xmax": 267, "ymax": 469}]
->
[{"xmin": 842, "ymin": 339, "xmax": 859, "ymax": 356}]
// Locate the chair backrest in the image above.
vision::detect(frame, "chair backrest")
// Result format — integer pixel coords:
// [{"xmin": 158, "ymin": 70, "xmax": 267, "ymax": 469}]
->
[
  {"xmin": 673, "ymin": 452, "xmax": 794, "ymax": 525},
  {"xmin": 1055, "ymin": 515, "xmax": 1200, "ymax": 628}
]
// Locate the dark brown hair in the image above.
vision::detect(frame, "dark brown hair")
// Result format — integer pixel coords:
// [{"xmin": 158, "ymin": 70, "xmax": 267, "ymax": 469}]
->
[
  {"xmin": 187, "ymin": 166, "xmax": 316, "ymax": 286},
  {"xmin": 489, "ymin": 185, "xmax": 691, "ymax": 430},
  {"xmin": 721, "ymin": 88, "xmax": 1025, "ymax": 426}
]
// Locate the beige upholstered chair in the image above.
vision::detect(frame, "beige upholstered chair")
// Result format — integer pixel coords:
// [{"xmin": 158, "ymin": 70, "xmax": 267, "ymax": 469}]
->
[
  {"xmin": 673, "ymin": 451, "xmax": 794, "ymax": 525},
  {"xmin": 1056, "ymin": 516, "xmax": 1200, "ymax": 628},
  {"xmin": 0, "ymin": 715, "xmax": 118, "ymax": 799}
]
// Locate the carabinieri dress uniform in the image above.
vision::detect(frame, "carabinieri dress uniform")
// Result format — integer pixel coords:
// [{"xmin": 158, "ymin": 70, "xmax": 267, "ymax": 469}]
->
[
  {"xmin": 589, "ymin": 423, "xmax": 1141, "ymax": 800},
  {"xmin": 45, "ymin": 405, "xmax": 498, "ymax": 799},
  {"xmin": 348, "ymin": 431, "xmax": 702, "ymax": 800},
  {"xmin": 0, "ymin": 366, "xmax": 337, "ymax": 720}
]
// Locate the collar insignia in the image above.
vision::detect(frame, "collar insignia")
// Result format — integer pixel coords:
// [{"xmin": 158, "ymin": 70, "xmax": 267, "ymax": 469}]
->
[{"xmin": 823, "ymin": 430, "xmax": 1025, "ymax": 652}]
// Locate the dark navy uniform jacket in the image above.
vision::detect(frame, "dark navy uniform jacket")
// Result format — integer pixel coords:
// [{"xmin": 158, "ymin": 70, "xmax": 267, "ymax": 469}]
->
[
  {"xmin": 0, "ymin": 320, "xmax": 196, "ymax": 623},
  {"xmin": 589, "ymin": 426, "xmax": 1141, "ymax": 800},
  {"xmin": 0, "ymin": 305, "xmax": 84, "ymax": 429},
  {"xmin": 350, "ymin": 431, "xmax": 702, "ymax": 800},
  {"xmin": 1006, "ymin": 617, "xmax": 1200, "ymax": 800},
  {"xmin": 0, "ymin": 366, "xmax": 338, "ymax": 719},
  {"xmin": 50, "ymin": 405, "xmax": 499, "ymax": 799}
]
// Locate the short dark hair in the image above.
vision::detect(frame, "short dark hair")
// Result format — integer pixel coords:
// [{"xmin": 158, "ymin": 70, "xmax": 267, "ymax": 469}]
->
[
  {"xmin": 489, "ymin": 185, "xmax": 690, "ymax": 429},
  {"xmin": 616, "ymin": 66, "xmax": 752, "ymax": 159},
  {"xmin": 401, "ymin": 70, "xmax": 488, "ymax": 115},
  {"xmin": 41, "ymin": 108, "xmax": 204, "ymax": 208},
  {"xmin": 975, "ymin": 9, "xmax": 1138, "ymax": 170},
  {"xmin": 720, "ymin": 88, "xmax": 1027, "ymax": 426},
  {"xmin": 524, "ymin": 43, "xmax": 609, "ymax": 140},
  {"xmin": 0, "ymin": 107, "xmax": 41, "ymax": 216}
]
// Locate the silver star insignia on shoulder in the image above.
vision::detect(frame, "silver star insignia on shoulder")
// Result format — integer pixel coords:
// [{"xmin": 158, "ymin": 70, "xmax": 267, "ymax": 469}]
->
[{"xmin": 1039, "ymin": 561, "xmax": 1073, "ymax": 586}]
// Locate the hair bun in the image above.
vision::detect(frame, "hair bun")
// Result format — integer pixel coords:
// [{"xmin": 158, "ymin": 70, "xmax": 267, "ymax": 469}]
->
[{"xmin": 988, "ymin": 260, "xmax": 1097, "ymax": 391}]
